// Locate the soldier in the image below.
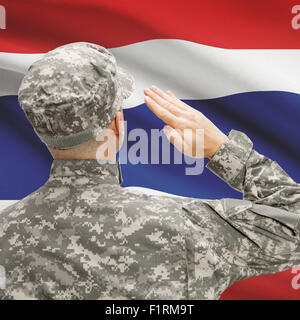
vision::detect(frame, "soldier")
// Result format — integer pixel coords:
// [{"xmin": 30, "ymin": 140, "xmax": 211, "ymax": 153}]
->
[{"xmin": 0, "ymin": 42, "xmax": 299, "ymax": 300}]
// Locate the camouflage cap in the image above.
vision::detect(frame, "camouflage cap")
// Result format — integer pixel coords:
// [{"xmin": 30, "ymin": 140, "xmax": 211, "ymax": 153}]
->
[{"xmin": 18, "ymin": 42, "xmax": 135, "ymax": 149}]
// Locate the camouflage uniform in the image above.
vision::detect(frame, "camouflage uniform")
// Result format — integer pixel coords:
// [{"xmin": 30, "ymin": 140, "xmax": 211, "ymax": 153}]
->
[
  {"xmin": 0, "ymin": 130, "xmax": 300, "ymax": 299},
  {"xmin": 17, "ymin": 42, "xmax": 135, "ymax": 149},
  {"xmin": 0, "ymin": 42, "xmax": 299, "ymax": 299}
]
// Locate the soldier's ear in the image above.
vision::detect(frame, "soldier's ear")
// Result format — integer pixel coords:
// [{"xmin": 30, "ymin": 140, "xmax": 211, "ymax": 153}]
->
[
  {"xmin": 108, "ymin": 115, "xmax": 118, "ymax": 134},
  {"xmin": 115, "ymin": 110, "xmax": 124, "ymax": 136}
]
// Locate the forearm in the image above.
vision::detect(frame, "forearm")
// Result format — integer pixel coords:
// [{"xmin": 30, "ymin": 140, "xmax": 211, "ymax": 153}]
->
[{"xmin": 207, "ymin": 130, "xmax": 300, "ymax": 213}]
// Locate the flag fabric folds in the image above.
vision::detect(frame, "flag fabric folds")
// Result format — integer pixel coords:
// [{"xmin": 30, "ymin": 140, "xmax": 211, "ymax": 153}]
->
[{"xmin": 0, "ymin": 0, "xmax": 300, "ymax": 299}]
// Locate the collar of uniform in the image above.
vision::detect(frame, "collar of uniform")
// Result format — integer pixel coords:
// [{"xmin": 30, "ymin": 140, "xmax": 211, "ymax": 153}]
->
[{"xmin": 49, "ymin": 159, "xmax": 122, "ymax": 185}]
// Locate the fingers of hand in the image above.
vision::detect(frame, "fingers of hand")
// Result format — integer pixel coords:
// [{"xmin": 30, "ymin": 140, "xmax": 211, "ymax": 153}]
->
[
  {"xmin": 144, "ymin": 87, "xmax": 182, "ymax": 117},
  {"xmin": 149, "ymin": 86, "xmax": 191, "ymax": 112},
  {"xmin": 144, "ymin": 95, "xmax": 184, "ymax": 128}
]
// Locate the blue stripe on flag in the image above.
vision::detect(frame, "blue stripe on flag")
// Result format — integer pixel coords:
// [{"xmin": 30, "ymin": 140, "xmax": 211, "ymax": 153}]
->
[{"xmin": 0, "ymin": 92, "xmax": 300, "ymax": 200}]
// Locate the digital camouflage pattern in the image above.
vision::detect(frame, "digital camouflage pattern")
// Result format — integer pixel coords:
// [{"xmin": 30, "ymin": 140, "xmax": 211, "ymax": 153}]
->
[
  {"xmin": 0, "ymin": 130, "xmax": 300, "ymax": 299},
  {"xmin": 18, "ymin": 42, "xmax": 135, "ymax": 150}
]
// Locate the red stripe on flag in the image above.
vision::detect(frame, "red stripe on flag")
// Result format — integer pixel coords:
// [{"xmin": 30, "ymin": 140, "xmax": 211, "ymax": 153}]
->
[
  {"xmin": 0, "ymin": 0, "xmax": 300, "ymax": 52},
  {"xmin": 221, "ymin": 268, "xmax": 300, "ymax": 300}
]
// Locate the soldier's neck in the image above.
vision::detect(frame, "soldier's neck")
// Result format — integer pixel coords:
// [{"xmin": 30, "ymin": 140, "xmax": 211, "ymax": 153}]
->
[{"xmin": 48, "ymin": 140, "xmax": 117, "ymax": 161}]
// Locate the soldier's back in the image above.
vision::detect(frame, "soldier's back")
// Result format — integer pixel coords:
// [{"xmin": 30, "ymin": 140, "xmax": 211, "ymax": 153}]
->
[{"xmin": 0, "ymin": 161, "xmax": 192, "ymax": 300}]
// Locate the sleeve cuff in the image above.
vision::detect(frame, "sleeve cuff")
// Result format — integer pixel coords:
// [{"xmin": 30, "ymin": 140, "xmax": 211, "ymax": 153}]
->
[{"xmin": 206, "ymin": 130, "xmax": 253, "ymax": 189}]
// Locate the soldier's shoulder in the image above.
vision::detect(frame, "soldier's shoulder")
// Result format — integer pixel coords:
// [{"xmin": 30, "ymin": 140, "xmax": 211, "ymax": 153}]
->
[
  {"xmin": 120, "ymin": 186, "xmax": 185, "ymax": 203},
  {"xmin": 0, "ymin": 191, "xmax": 41, "ymax": 227},
  {"xmin": 109, "ymin": 186, "xmax": 189, "ymax": 216},
  {"xmin": 0, "ymin": 199, "xmax": 25, "ymax": 220},
  {"xmin": 119, "ymin": 186, "xmax": 203, "ymax": 206}
]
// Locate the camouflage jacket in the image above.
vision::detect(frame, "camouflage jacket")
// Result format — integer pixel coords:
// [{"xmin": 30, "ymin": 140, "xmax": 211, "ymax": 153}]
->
[{"xmin": 0, "ymin": 130, "xmax": 299, "ymax": 300}]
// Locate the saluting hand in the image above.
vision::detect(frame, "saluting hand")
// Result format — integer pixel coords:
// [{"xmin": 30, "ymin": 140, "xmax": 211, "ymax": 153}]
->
[{"xmin": 144, "ymin": 86, "xmax": 228, "ymax": 159}]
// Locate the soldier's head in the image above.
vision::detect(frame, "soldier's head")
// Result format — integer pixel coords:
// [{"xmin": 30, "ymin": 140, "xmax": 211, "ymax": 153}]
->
[{"xmin": 18, "ymin": 42, "xmax": 135, "ymax": 160}]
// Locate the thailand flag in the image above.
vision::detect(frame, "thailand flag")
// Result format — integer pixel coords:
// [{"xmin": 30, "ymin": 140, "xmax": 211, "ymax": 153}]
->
[{"xmin": 0, "ymin": 0, "xmax": 300, "ymax": 299}]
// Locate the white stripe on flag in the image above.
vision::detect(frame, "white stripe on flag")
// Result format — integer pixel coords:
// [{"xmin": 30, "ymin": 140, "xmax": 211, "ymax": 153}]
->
[
  {"xmin": 1, "ymin": 40, "xmax": 300, "ymax": 107},
  {"xmin": 0, "ymin": 200, "xmax": 18, "ymax": 212}
]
